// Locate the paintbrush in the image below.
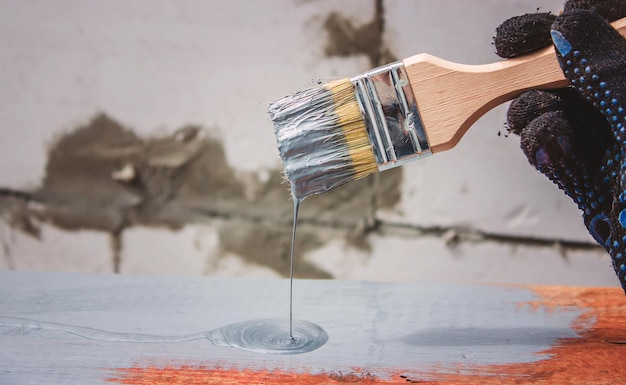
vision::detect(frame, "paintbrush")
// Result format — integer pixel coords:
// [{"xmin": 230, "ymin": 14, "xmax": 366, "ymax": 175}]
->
[{"xmin": 269, "ymin": 18, "xmax": 626, "ymax": 200}]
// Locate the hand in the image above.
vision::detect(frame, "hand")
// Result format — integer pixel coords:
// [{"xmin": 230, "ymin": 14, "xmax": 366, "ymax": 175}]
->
[{"xmin": 494, "ymin": 1, "xmax": 626, "ymax": 292}]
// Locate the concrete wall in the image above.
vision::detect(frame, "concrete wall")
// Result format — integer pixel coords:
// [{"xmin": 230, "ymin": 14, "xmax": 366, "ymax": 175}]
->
[{"xmin": 0, "ymin": 0, "xmax": 618, "ymax": 287}]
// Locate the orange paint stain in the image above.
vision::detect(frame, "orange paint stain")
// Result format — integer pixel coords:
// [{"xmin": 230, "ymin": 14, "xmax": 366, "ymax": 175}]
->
[
  {"xmin": 109, "ymin": 366, "xmax": 402, "ymax": 385},
  {"xmin": 396, "ymin": 286, "xmax": 626, "ymax": 385},
  {"xmin": 108, "ymin": 286, "xmax": 626, "ymax": 385}
]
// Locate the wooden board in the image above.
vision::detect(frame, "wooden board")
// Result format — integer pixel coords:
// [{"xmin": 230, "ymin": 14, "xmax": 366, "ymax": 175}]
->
[{"xmin": 0, "ymin": 271, "xmax": 625, "ymax": 384}]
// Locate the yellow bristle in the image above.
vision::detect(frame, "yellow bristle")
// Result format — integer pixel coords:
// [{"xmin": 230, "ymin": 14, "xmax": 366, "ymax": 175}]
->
[{"xmin": 325, "ymin": 80, "xmax": 378, "ymax": 180}]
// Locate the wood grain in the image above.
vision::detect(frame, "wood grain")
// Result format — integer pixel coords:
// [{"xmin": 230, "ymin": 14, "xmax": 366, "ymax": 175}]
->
[
  {"xmin": 404, "ymin": 17, "xmax": 626, "ymax": 153},
  {"xmin": 0, "ymin": 271, "xmax": 624, "ymax": 384}
]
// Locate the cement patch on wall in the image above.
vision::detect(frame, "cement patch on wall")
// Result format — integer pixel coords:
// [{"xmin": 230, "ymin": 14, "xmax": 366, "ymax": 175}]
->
[{"xmin": 0, "ymin": 114, "xmax": 403, "ymax": 278}]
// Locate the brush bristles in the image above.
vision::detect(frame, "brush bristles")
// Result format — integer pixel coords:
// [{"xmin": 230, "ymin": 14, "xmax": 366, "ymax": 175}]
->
[
  {"xmin": 328, "ymin": 80, "xmax": 378, "ymax": 180},
  {"xmin": 269, "ymin": 79, "xmax": 377, "ymax": 199}
]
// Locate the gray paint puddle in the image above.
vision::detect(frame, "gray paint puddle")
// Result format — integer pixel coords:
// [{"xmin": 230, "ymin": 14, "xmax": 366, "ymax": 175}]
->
[{"xmin": 0, "ymin": 316, "xmax": 328, "ymax": 355}]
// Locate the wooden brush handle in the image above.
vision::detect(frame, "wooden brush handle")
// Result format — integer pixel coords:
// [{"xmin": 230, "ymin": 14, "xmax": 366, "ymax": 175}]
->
[{"xmin": 403, "ymin": 17, "xmax": 626, "ymax": 153}]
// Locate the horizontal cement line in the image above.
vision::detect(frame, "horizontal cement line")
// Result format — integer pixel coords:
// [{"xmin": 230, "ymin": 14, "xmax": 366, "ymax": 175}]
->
[
  {"xmin": 0, "ymin": 188, "xmax": 603, "ymax": 253},
  {"xmin": 182, "ymin": 206, "xmax": 605, "ymax": 253},
  {"xmin": 376, "ymin": 221, "xmax": 603, "ymax": 252}
]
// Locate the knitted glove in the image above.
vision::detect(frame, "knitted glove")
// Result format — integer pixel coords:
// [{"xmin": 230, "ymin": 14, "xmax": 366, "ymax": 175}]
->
[{"xmin": 494, "ymin": 1, "xmax": 626, "ymax": 292}]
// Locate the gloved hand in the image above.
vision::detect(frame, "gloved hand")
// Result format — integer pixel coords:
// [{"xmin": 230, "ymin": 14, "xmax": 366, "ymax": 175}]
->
[{"xmin": 494, "ymin": 0, "xmax": 626, "ymax": 292}]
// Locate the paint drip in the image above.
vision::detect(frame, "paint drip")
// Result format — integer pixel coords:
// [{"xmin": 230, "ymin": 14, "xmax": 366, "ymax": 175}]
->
[
  {"xmin": 0, "ymin": 316, "xmax": 328, "ymax": 355},
  {"xmin": 289, "ymin": 197, "xmax": 301, "ymax": 338}
]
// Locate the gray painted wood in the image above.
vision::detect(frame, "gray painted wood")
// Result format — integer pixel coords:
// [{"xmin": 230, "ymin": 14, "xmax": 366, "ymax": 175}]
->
[{"xmin": 0, "ymin": 271, "xmax": 581, "ymax": 384}]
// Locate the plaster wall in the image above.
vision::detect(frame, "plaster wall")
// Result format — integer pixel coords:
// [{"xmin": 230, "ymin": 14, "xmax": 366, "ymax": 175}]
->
[{"xmin": 0, "ymin": 0, "xmax": 616, "ymax": 287}]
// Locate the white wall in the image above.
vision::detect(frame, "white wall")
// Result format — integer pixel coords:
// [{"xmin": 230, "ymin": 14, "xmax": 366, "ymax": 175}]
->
[{"xmin": 0, "ymin": 0, "xmax": 617, "ymax": 287}]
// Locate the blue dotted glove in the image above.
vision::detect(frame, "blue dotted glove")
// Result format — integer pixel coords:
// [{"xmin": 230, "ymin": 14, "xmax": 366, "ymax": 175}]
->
[{"xmin": 495, "ymin": 4, "xmax": 626, "ymax": 292}]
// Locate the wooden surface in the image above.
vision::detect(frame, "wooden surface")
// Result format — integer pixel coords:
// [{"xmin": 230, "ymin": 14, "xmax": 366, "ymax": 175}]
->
[
  {"xmin": 1, "ymin": 271, "xmax": 625, "ymax": 384},
  {"xmin": 404, "ymin": 17, "xmax": 626, "ymax": 153}
]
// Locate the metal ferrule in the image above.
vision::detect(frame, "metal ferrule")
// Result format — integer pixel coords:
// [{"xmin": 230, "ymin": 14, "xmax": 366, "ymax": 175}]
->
[{"xmin": 351, "ymin": 62, "xmax": 431, "ymax": 171}]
